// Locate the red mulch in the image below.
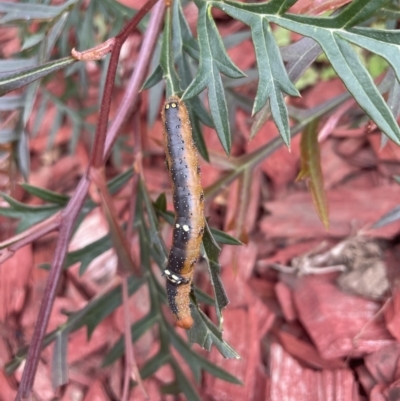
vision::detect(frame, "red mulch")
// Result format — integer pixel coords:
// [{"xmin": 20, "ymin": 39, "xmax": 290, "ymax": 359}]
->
[{"xmin": 1, "ymin": 1, "xmax": 400, "ymax": 400}]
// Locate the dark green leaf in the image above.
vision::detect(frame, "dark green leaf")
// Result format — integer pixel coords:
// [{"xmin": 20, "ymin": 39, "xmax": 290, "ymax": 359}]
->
[
  {"xmin": 140, "ymin": 352, "xmax": 170, "ymax": 379},
  {"xmin": 202, "ymin": 221, "xmax": 229, "ymax": 324},
  {"xmin": 189, "ymin": 307, "xmax": 240, "ymax": 359},
  {"xmin": 171, "ymin": 360, "xmax": 202, "ymax": 401},
  {"xmin": 0, "ymin": 57, "xmax": 76, "ymax": 96},
  {"xmin": 210, "ymin": 228, "xmax": 242, "ymax": 245},
  {"xmin": 0, "ymin": 192, "xmax": 61, "ymax": 233},
  {"xmin": 332, "ymin": 0, "xmax": 392, "ymax": 28},
  {"xmin": 142, "ymin": 64, "xmax": 163, "ymax": 91},
  {"xmin": 183, "ymin": 3, "xmax": 245, "ymax": 154},
  {"xmin": 154, "ymin": 192, "xmax": 167, "ymax": 212},
  {"xmin": 167, "ymin": 323, "xmax": 241, "ymax": 384},
  {"xmin": 84, "ymin": 276, "xmax": 146, "ymax": 338},
  {"xmin": 64, "ymin": 234, "xmax": 112, "ymax": 275},
  {"xmin": 160, "ymin": 7, "xmax": 181, "ymax": 96},
  {"xmin": 21, "ymin": 183, "xmax": 70, "ymax": 205},
  {"xmin": 0, "ymin": 0, "xmax": 78, "ymax": 23},
  {"xmin": 102, "ymin": 313, "xmax": 159, "ymax": 366}
]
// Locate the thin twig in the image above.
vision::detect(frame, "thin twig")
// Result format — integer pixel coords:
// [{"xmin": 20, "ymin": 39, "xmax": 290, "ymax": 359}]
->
[
  {"xmin": 103, "ymin": 0, "xmax": 166, "ymax": 161},
  {"xmin": 91, "ymin": 0, "xmax": 161, "ymax": 168}
]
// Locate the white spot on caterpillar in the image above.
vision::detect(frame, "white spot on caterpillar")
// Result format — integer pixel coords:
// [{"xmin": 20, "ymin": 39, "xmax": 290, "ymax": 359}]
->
[
  {"xmin": 183, "ymin": 225, "xmax": 190, "ymax": 232},
  {"xmin": 165, "ymin": 269, "xmax": 171, "ymax": 275},
  {"xmin": 176, "ymin": 224, "xmax": 180, "ymax": 228},
  {"xmin": 172, "ymin": 274, "xmax": 180, "ymax": 281}
]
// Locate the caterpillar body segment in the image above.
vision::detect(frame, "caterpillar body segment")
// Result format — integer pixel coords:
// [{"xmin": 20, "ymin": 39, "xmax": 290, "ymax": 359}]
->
[{"xmin": 162, "ymin": 96, "xmax": 205, "ymax": 329}]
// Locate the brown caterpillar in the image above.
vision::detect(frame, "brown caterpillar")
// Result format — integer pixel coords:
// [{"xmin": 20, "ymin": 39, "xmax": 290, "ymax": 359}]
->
[{"xmin": 161, "ymin": 96, "xmax": 205, "ymax": 330}]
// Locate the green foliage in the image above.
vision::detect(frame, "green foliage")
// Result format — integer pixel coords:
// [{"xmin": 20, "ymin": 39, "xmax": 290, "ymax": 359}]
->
[{"xmin": 2, "ymin": 0, "xmax": 400, "ymax": 398}]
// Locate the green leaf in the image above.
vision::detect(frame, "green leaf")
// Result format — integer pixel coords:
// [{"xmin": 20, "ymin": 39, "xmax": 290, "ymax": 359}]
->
[
  {"xmin": 183, "ymin": 3, "xmax": 245, "ymax": 154},
  {"xmin": 160, "ymin": 7, "xmax": 181, "ymax": 97},
  {"xmin": 0, "ymin": 57, "xmax": 76, "ymax": 97},
  {"xmin": 251, "ymin": 18, "xmax": 299, "ymax": 145},
  {"xmin": 167, "ymin": 323, "xmax": 241, "ymax": 384},
  {"xmin": 211, "ymin": 0, "xmax": 400, "ymax": 145},
  {"xmin": 171, "ymin": 360, "xmax": 202, "ymax": 401},
  {"xmin": 102, "ymin": 313, "xmax": 159, "ymax": 366},
  {"xmin": 20, "ymin": 183, "xmax": 70, "ymax": 205},
  {"xmin": 210, "ymin": 228, "xmax": 242, "ymax": 245},
  {"xmin": 297, "ymin": 119, "xmax": 329, "ymax": 230},
  {"xmin": 201, "ymin": 221, "xmax": 229, "ymax": 325},
  {"xmin": 139, "ymin": 179, "xmax": 169, "ymax": 266},
  {"xmin": 0, "ymin": 192, "xmax": 61, "ymax": 233},
  {"xmin": 177, "ymin": 54, "xmax": 211, "ymax": 161},
  {"xmin": 140, "ymin": 352, "xmax": 171, "ymax": 379},
  {"xmin": 0, "ymin": 0, "xmax": 78, "ymax": 23},
  {"xmin": 154, "ymin": 192, "xmax": 167, "ymax": 212},
  {"xmin": 189, "ymin": 307, "xmax": 240, "ymax": 359},
  {"xmin": 107, "ymin": 167, "xmax": 134, "ymax": 194},
  {"xmin": 84, "ymin": 276, "xmax": 146, "ymax": 338},
  {"xmin": 331, "ymin": 0, "xmax": 392, "ymax": 29},
  {"xmin": 142, "ymin": 64, "xmax": 163, "ymax": 91},
  {"xmin": 64, "ymin": 234, "xmax": 112, "ymax": 275}
]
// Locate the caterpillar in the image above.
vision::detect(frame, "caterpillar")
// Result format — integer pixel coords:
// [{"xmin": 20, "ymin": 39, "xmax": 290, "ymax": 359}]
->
[{"xmin": 161, "ymin": 96, "xmax": 205, "ymax": 330}]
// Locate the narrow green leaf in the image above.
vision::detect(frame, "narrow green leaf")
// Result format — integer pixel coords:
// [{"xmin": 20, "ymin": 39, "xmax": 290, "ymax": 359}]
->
[
  {"xmin": 64, "ymin": 234, "xmax": 112, "ymax": 274},
  {"xmin": 339, "ymin": 29, "xmax": 400, "ymax": 83},
  {"xmin": 84, "ymin": 276, "xmax": 146, "ymax": 338},
  {"xmin": 331, "ymin": 0, "xmax": 391, "ymax": 28},
  {"xmin": 160, "ymin": 7, "xmax": 181, "ymax": 97},
  {"xmin": 142, "ymin": 64, "xmax": 163, "ymax": 91},
  {"xmin": 20, "ymin": 183, "xmax": 69, "ymax": 205},
  {"xmin": 0, "ymin": 57, "xmax": 76, "ymax": 96},
  {"xmin": 264, "ymin": 16, "xmax": 400, "ymax": 145},
  {"xmin": 107, "ymin": 167, "xmax": 134, "ymax": 194},
  {"xmin": 0, "ymin": 0, "xmax": 78, "ymax": 23},
  {"xmin": 102, "ymin": 313, "xmax": 159, "ymax": 366},
  {"xmin": 189, "ymin": 307, "xmax": 240, "ymax": 359},
  {"xmin": 251, "ymin": 18, "xmax": 299, "ymax": 145},
  {"xmin": 202, "ymin": 221, "xmax": 229, "ymax": 324},
  {"xmin": 297, "ymin": 119, "xmax": 329, "ymax": 229},
  {"xmin": 0, "ymin": 192, "xmax": 61, "ymax": 233},
  {"xmin": 171, "ymin": 360, "xmax": 202, "ymax": 401},
  {"xmin": 183, "ymin": 3, "xmax": 246, "ymax": 154},
  {"xmin": 167, "ymin": 323, "xmax": 241, "ymax": 384},
  {"xmin": 210, "ymin": 228, "xmax": 242, "ymax": 245},
  {"xmin": 140, "ymin": 352, "xmax": 170, "ymax": 379},
  {"xmin": 193, "ymin": 287, "xmax": 215, "ymax": 305},
  {"xmin": 139, "ymin": 178, "xmax": 169, "ymax": 264}
]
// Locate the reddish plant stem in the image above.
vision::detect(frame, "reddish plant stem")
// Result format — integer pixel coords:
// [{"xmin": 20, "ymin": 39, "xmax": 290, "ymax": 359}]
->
[
  {"xmin": 15, "ymin": 1, "xmax": 163, "ymax": 398},
  {"xmin": 16, "ymin": 176, "xmax": 90, "ymax": 401},
  {"xmin": 104, "ymin": 0, "xmax": 165, "ymax": 161},
  {"xmin": 91, "ymin": 0, "xmax": 161, "ymax": 168}
]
